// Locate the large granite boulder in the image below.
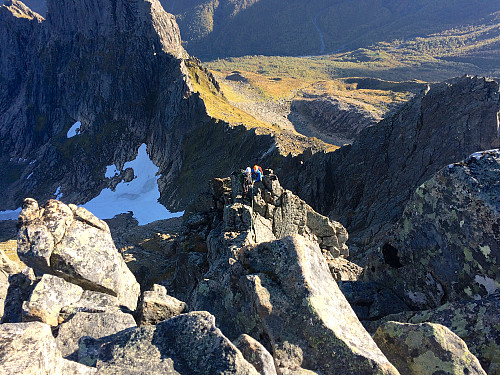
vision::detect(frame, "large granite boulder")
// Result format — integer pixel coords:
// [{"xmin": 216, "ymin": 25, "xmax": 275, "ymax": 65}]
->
[
  {"xmin": 56, "ymin": 311, "xmax": 137, "ymax": 360},
  {"xmin": 240, "ymin": 235, "xmax": 397, "ymax": 374},
  {"xmin": 0, "ymin": 321, "xmax": 95, "ymax": 374},
  {"xmin": 59, "ymin": 290, "xmax": 122, "ymax": 318},
  {"xmin": 373, "ymin": 321, "xmax": 486, "ymax": 375},
  {"xmin": 190, "ymin": 234, "xmax": 398, "ymax": 374},
  {"xmin": 363, "ymin": 149, "xmax": 500, "ymax": 310},
  {"xmin": 79, "ymin": 311, "xmax": 259, "ymax": 374},
  {"xmin": 22, "ymin": 273, "xmax": 83, "ymax": 326},
  {"xmin": 17, "ymin": 198, "xmax": 140, "ymax": 310}
]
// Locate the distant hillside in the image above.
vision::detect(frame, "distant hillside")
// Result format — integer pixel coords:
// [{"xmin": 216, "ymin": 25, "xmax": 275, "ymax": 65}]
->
[{"xmin": 162, "ymin": 0, "xmax": 500, "ymax": 61}]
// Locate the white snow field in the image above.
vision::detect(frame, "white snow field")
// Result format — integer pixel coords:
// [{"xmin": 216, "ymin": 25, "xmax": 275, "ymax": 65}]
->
[
  {"xmin": 67, "ymin": 121, "xmax": 81, "ymax": 138},
  {"xmin": 83, "ymin": 143, "xmax": 183, "ymax": 225}
]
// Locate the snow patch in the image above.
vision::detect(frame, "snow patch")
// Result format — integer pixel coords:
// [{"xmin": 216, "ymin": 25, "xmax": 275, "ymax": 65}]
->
[
  {"xmin": 0, "ymin": 207, "xmax": 21, "ymax": 221},
  {"xmin": 67, "ymin": 121, "xmax": 82, "ymax": 138},
  {"xmin": 26, "ymin": 172, "xmax": 34, "ymax": 180},
  {"xmin": 468, "ymin": 149, "xmax": 500, "ymax": 160},
  {"xmin": 55, "ymin": 186, "xmax": 63, "ymax": 199},
  {"xmin": 83, "ymin": 144, "xmax": 183, "ymax": 225},
  {"xmin": 105, "ymin": 165, "xmax": 118, "ymax": 178}
]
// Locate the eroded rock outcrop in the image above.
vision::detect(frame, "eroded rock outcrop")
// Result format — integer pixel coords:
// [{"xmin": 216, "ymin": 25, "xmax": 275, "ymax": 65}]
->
[
  {"xmin": 171, "ymin": 171, "xmax": 353, "ymax": 299},
  {"xmin": 373, "ymin": 321, "xmax": 486, "ymax": 375},
  {"xmin": 167, "ymin": 173, "xmax": 397, "ymax": 374},
  {"xmin": 17, "ymin": 198, "xmax": 140, "ymax": 310},
  {"xmin": 363, "ymin": 149, "xmax": 500, "ymax": 310},
  {"xmin": 55, "ymin": 310, "xmax": 137, "ymax": 361},
  {"xmin": 365, "ymin": 292, "xmax": 500, "ymax": 375},
  {"xmin": 22, "ymin": 273, "xmax": 83, "ymax": 326},
  {"xmin": 137, "ymin": 284, "xmax": 187, "ymax": 325}
]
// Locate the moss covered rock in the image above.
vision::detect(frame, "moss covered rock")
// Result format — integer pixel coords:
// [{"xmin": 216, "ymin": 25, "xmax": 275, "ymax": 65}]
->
[
  {"xmin": 374, "ymin": 321, "xmax": 486, "ymax": 375},
  {"xmin": 364, "ymin": 150, "xmax": 500, "ymax": 309}
]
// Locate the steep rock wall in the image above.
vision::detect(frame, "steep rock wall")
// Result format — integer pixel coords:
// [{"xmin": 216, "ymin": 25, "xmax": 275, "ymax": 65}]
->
[
  {"xmin": 0, "ymin": 0, "xmax": 276, "ymax": 211},
  {"xmin": 279, "ymin": 76, "xmax": 500, "ymax": 255}
]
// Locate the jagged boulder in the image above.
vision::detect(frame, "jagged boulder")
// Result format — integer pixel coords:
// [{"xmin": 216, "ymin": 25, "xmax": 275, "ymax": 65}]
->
[
  {"xmin": 373, "ymin": 321, "xmax": 486, "ymax": 375},
  {"xmin": 173, "ymin": 171, "xmax": 352, "ymax": 301},
  {"xmin": 0, "ymin": 321, "xmax": 95, "ymax": 374},
  {"xmin": 326, "ymin": 255, "xmax": 363, "ymax": 281},
  {"xmin": 213, "ymin": 172, "xmax": 348, "ymax": 257},
  {"xmin": 363, "ymin": 149, "xmax": 500, "ymax": 309},
  {"xmin": 78, "ymin": 311, "xmax": 259, "ymax": 374},
  {"xmin": 240, "ymin": 235, "xmax": 398, "ymax": 374},
  {"xmin": 234, "ymin": 334, "xmax": 277, "ymax": 375},
  {"xmin": 137, "ymin": 284, "xmax": 187, "ymax": 325},
  {"xmin": 190, "ymin": 234, "xmax": 398, "ymax": 374},
  {"xmin": 22, "ymin": 273, "xmax": 83, "ymax": 326},
  {"xmin": 55, "ymin": 311, "xmax": 137, "ymax": 360},
  {"xmin": 59, "ymin": 290, "xmax": 122, "ymax": 318},
  {"xmin": 17, "ymin": 199, "xmax": 140, "ymax": 310}
]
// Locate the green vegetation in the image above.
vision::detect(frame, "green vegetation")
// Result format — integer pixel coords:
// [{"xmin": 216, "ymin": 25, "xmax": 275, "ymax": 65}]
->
[
  {"xmin": 205, "ymin": 19, "xmax": 500, "ymax": 83},
  {"xmin": 185, "ymin": 59, "xmax": 279, "ymax": 131},
  {"xmin": 166, "ymin": 0, "xmax": 500, "ymax": 68}
]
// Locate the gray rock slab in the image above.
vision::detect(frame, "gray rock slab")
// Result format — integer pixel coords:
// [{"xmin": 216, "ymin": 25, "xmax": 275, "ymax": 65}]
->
[
  {"xmin": 56, "ymin": 311, "xmax": 136, "ymax": 360},
  {"xmin": 0, "ymin": 321, "xmax": 95, "ymax": 375},
  {"xmin": 82, "ymin": 311, "xmax": 258, "ymax": 374}
]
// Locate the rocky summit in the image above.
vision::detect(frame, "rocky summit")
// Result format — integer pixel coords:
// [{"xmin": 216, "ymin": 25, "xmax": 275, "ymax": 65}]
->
[{"xmin": 1, "ymin": 167, "xmax": 496, "ymax": 373}]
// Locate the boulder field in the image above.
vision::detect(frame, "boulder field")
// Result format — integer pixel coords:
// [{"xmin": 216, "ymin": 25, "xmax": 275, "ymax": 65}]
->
[{"xmin": 0, "ymin": 166, "xmax": 495, "ymax": 374}]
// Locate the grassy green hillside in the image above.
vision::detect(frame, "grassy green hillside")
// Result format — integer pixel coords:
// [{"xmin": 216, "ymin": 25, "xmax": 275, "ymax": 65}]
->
[
  {"xmin": 206, "ymin": 18, "xmax": 500, "ymax": 83},
  {"xmin": 162, "ymin": 0, "xmax": 500, "ymax": 61}
]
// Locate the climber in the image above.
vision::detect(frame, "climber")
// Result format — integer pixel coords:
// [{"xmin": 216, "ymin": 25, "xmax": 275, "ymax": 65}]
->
[
  {"xmin": 251, "ymin": 165, "xmax": 263, "ymax": 184},
  {"xmin": 239, "ymin": 167, "xmax": 253, "ymax": 197}
]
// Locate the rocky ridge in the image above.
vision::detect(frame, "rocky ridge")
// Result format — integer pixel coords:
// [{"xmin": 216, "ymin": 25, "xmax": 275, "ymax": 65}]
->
[
  {"xmin": 363, "ymin": 149, "xmax": 500, "ymax": 310},
  {"xmin": 279, "ymin": 75, "xmax": 500, "ymax": 256},
  {"xmin": 0, "ymin": 168, "xmax": 493, "ymax": 373}
]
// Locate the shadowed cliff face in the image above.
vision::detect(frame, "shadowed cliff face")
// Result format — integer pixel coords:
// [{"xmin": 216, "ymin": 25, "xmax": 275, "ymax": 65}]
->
[
  {"xmin": 0, "ymin": 0, "xmax": 189, "ymax": 208},
  {"xmin": 0, "ymin": 0, "xmax": 277, "ymax": 211},
  {"xmin": 279, "ymin": 76, "xmax": 500, "ymax": 256}
]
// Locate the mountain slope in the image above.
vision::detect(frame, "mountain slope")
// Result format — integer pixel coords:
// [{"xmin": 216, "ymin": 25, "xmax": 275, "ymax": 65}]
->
[
  {"xmin": 278, "ymin": 76, "xmax": 500, "ymax": 256},
  {"xmin": 161, "ymin": 0, "xmax": 500, "ymax": 60},
  {"xmin": 0, "ymin": 0, "xmax": 329, "ymax": 217}
]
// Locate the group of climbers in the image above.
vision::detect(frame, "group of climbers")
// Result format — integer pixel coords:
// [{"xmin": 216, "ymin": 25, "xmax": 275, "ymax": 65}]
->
[{"xmin": 238, "ymin": 165, "xmax": 263, "ymax": 197}]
